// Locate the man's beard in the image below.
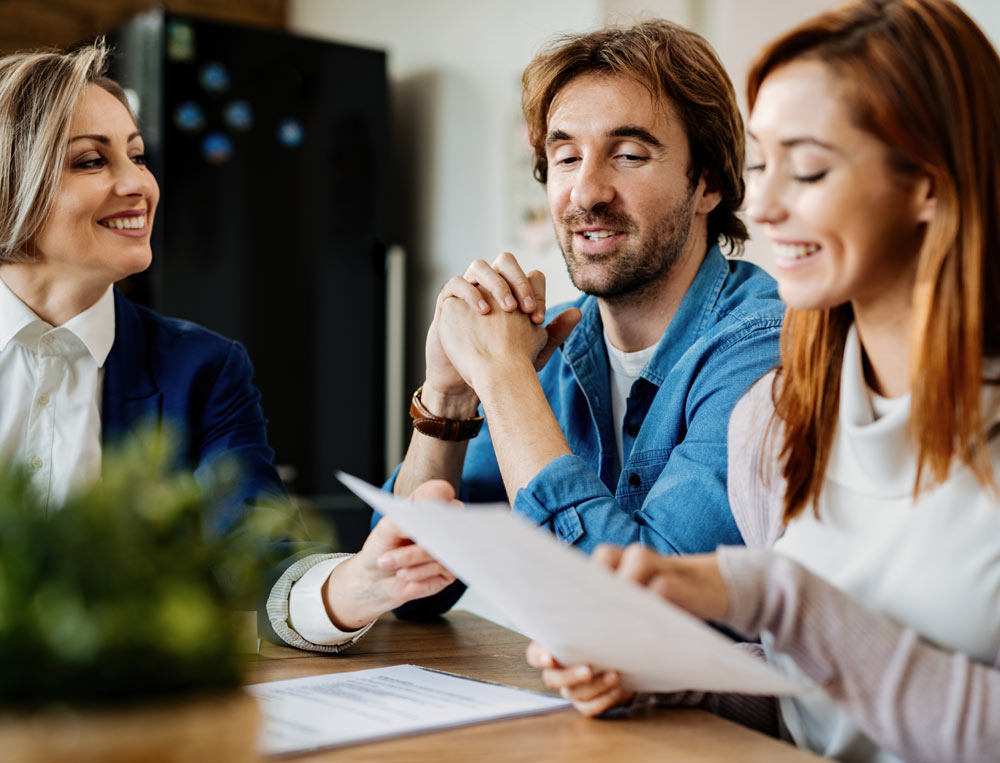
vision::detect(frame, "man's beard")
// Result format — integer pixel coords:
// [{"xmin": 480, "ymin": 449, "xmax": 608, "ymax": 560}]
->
[{"xmin": 557, "ymin": 190, "xmax": 696, "ymax": 303}]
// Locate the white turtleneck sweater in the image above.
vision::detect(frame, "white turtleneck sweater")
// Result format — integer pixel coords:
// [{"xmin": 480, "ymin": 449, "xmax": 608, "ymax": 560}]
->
[{"xmin": 710, "ymin": 324, "xmax": 1000, "ymax": 763}]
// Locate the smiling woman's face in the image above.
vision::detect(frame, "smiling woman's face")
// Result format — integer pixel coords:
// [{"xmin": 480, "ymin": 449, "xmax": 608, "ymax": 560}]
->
[
  {"xmin": 746, "ymin": 59, "xmax": 933, "ymax": 313},
  {"xmin": 30, "ymin": 83, "xmax": 159, "ymax": 286}
]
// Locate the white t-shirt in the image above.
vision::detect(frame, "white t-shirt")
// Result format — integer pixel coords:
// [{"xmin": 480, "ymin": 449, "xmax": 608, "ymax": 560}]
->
[{"xmin": 604, "ymin": 328, "xmax": 658, "ymax": 470}]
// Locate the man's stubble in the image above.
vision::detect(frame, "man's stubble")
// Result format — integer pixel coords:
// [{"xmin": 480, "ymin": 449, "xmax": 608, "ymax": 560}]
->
[{"xmin": 557, "ymin": 188, "xmax": 697, "ymax": 305}]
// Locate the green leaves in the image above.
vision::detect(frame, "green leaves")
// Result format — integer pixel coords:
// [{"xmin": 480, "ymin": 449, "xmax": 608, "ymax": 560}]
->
[{"xmin": 0, "ymin": 427, "xmax": 311, "ymax": 709}]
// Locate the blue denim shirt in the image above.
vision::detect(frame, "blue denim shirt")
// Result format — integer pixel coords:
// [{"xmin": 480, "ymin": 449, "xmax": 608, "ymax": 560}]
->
[{"xmin": 385, "ymin": 246, "xmax": 783, "ymax": 615}]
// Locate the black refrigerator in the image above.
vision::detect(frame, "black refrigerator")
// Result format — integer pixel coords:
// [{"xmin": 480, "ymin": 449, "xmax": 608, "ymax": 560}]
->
[{"xmin": 108, "ymin": 11, "xmax": 390, "ymax": 548}]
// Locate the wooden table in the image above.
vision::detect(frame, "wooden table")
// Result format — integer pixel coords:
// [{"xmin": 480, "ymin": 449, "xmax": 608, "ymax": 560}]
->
[{"xmin": 246, "ymin": 612, "xmax": 824, "ymax": 761}]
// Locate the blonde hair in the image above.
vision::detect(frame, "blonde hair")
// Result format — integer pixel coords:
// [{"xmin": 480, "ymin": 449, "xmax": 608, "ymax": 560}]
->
[{"xmin": 0, "ymin": 40, "xmax": 132, "ymax": 264}]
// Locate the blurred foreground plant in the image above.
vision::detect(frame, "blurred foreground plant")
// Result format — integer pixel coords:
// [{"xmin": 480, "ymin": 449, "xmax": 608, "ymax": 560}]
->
[{"xmin": 0, "ymin": 427, "xmax": 324, "ymax": 709}]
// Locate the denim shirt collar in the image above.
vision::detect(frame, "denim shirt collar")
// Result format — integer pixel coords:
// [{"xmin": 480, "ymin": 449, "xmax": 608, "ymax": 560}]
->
[{"xmin": 561, "ymin": 244, "xmax": 728, "ymax": 387}]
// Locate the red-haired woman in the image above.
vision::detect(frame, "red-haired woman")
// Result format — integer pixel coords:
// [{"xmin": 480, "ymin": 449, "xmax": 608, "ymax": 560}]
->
[{"xmin": 527, "ymin": 1, "xmax": 1000, "ymax": 760}]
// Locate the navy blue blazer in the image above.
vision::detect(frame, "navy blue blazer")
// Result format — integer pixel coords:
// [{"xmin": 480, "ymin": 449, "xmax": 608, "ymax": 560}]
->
[
  {"xmin": 101, "ymin": 289, "xmax": 284, "ymax": 515},
  {"xmin": 101, "ymin": 289, "xmax": 321, "ymax": 644}
]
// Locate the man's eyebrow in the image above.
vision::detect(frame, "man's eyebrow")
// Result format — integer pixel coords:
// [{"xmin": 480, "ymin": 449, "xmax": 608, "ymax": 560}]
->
[
  {"xmin": 545, "ymin": 125, "xmax": 664, "ymax": 149},
  {"xmin": 545, "ymin": 128, "xmax": 571, "ymax": 147},
  {"xmin": 69, "ymin": 131, "xmax": 142, "ymax": 144},
  {"xmin": 608, "ymin": 125, "xmax": 663, "ymax": 148}
]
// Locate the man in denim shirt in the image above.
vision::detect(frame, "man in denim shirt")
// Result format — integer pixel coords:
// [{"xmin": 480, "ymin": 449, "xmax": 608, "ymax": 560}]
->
[{"xmin": 381, "ymin": 20, "xmax": 784, "ymax": 618}]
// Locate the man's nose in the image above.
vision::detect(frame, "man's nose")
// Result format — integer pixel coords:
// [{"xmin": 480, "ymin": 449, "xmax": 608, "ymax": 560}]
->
[{"xmin": 569, "ymin": 158, "xmax": 616, "ymax": 211}]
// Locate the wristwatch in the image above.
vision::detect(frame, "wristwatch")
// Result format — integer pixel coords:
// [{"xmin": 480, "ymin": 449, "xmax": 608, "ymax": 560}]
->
[{"xmin": 409, "ymin": 385, "xmax": 484, "ymax": 441}]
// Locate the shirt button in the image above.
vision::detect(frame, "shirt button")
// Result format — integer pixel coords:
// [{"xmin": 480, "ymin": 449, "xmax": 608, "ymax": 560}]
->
[
  {"xmin": 30, "ymin": 456, "xmax": 43, "ymax": 469},
  {"xmin": 627, "ymin": 424, "xmax": 639, "ymax": 437},
  {"xmin": 37, "ymin": 393, "xmax": 50, "ymax": 405},
  {"xmin": 41, "ymin": 335, "xmax": 54, "ymax": 345},
  {"xmin": 628, "ymin": 472, "xmax": 641, "ymax": 488}
]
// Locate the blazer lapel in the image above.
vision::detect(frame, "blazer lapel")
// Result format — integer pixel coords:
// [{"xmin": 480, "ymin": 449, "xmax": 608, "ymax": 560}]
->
[{"xmin": 102, "ymin": 290, "xmax": 163, "ymax": 447}]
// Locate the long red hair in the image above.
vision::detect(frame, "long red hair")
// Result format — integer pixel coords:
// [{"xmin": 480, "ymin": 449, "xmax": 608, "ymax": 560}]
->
[{"xmin": 748, "ymin": 0, "xmax": 1000, "ymax": 520}]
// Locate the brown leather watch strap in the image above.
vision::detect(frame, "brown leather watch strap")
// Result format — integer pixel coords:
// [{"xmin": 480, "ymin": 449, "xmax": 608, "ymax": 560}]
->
[{"xmin": 409, "ymin": 385, "xmax": 484, "ymax": 441}]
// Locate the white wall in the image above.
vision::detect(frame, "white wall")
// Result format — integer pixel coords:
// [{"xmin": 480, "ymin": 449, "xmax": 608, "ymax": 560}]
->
[
  {"xmin": 958, "ymin": 0, "xmax": 1000, "ymax": 46},
  {"xmin": 699, "ymin": 0, "xmax": 833, "ymax": 271},
  {"xmin": 290, "ymin": 0, "xmax": 1000, "ymax": 393}
]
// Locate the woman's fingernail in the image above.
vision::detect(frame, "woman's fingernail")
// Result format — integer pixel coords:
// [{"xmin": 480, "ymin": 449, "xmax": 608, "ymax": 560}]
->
[
  {"xmin": 504, "ymin": 296, "xmax": 517, "ymax": 309},
  {"xmin": 524, "ymin": 295, "xmax": 535, "ymax": 310},
  {"xmin": 574, "ymin": 665, "xmax": 591, "ymax": 679},
  {"xmin": 478, "ymin": 300, "xmax": 489, "ymax": 312}
]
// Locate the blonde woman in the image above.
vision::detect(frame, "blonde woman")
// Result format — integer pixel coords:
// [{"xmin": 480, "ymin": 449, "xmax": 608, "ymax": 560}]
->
[{"xmin": 0, "ymin": 43, "xmax": 453, "ymax": 652}]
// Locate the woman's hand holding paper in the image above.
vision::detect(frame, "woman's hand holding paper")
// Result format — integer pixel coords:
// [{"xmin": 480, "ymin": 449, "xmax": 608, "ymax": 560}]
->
[
  {"xmin": 525, "ymin": 544, "xmax": 731, "ymax": 716},
  {"xmin": 525, "ymin": 642, "xmax": 634, "ymax": 717}
]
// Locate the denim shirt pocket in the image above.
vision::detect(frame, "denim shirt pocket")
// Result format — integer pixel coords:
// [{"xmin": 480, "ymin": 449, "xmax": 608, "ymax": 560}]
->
[{"xmin": 616, "ymin": 448, "xmax": 672, "ymax": 511}]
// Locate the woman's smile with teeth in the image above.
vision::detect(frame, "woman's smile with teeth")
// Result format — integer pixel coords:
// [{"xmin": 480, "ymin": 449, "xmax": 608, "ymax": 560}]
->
[
  {"xmin": 772, "ymin": 241, "xmax": 820, "ymax": 261},
  {"xmin": 99, "ymin": 215, "xmax": 145, "ymax": 230}
]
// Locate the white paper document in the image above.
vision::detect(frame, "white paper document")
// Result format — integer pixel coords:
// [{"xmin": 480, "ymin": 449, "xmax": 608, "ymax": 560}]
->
[
  {"xmin": 340, "ymin": 473, "xmax": 806, "ymax": 696},
  {"xmin": 248, "ymin": 664, "xmax": 570, "ymax": 755}
]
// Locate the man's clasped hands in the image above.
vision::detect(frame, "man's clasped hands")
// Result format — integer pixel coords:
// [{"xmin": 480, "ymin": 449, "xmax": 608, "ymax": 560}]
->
[{"xmin": 327, "ymin": 253, "xmax": 732, "ymax": 718}]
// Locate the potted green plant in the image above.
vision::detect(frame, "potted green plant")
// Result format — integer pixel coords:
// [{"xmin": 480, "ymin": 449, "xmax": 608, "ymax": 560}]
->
[{"xmin": 0, "ymin": 429, "xmax": 311, "ymax": 762}]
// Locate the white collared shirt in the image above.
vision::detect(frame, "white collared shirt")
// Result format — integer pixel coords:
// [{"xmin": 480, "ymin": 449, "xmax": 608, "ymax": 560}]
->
[{"xmin": 0, "ymin": 275, "xmax": 114, "ymax": 512}]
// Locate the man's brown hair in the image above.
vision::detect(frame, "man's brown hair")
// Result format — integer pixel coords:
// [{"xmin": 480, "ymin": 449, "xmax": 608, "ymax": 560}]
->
[{"xmin": 521, "ymin": 19, "xmax": 747, "ymax": 254}]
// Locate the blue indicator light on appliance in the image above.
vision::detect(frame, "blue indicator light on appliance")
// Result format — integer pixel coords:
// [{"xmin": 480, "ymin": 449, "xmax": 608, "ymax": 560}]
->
[
  {"xmin": 173, "ymin": 101, "xmax": 205, "ymax": 133},
  {"xmin": 201, "ymin": 132, "xmax": 233, "ymax": 165},
  {"xmin": 224, "ymin": 100, "xmax": 254, "ymax": 131},
  {"xmin": 276, "ymin": 117, "xmax": 304, "ymax": 148},
  {"xmin": 199, "ymin": 62, "xmax": 230, "ymax": 93}
]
